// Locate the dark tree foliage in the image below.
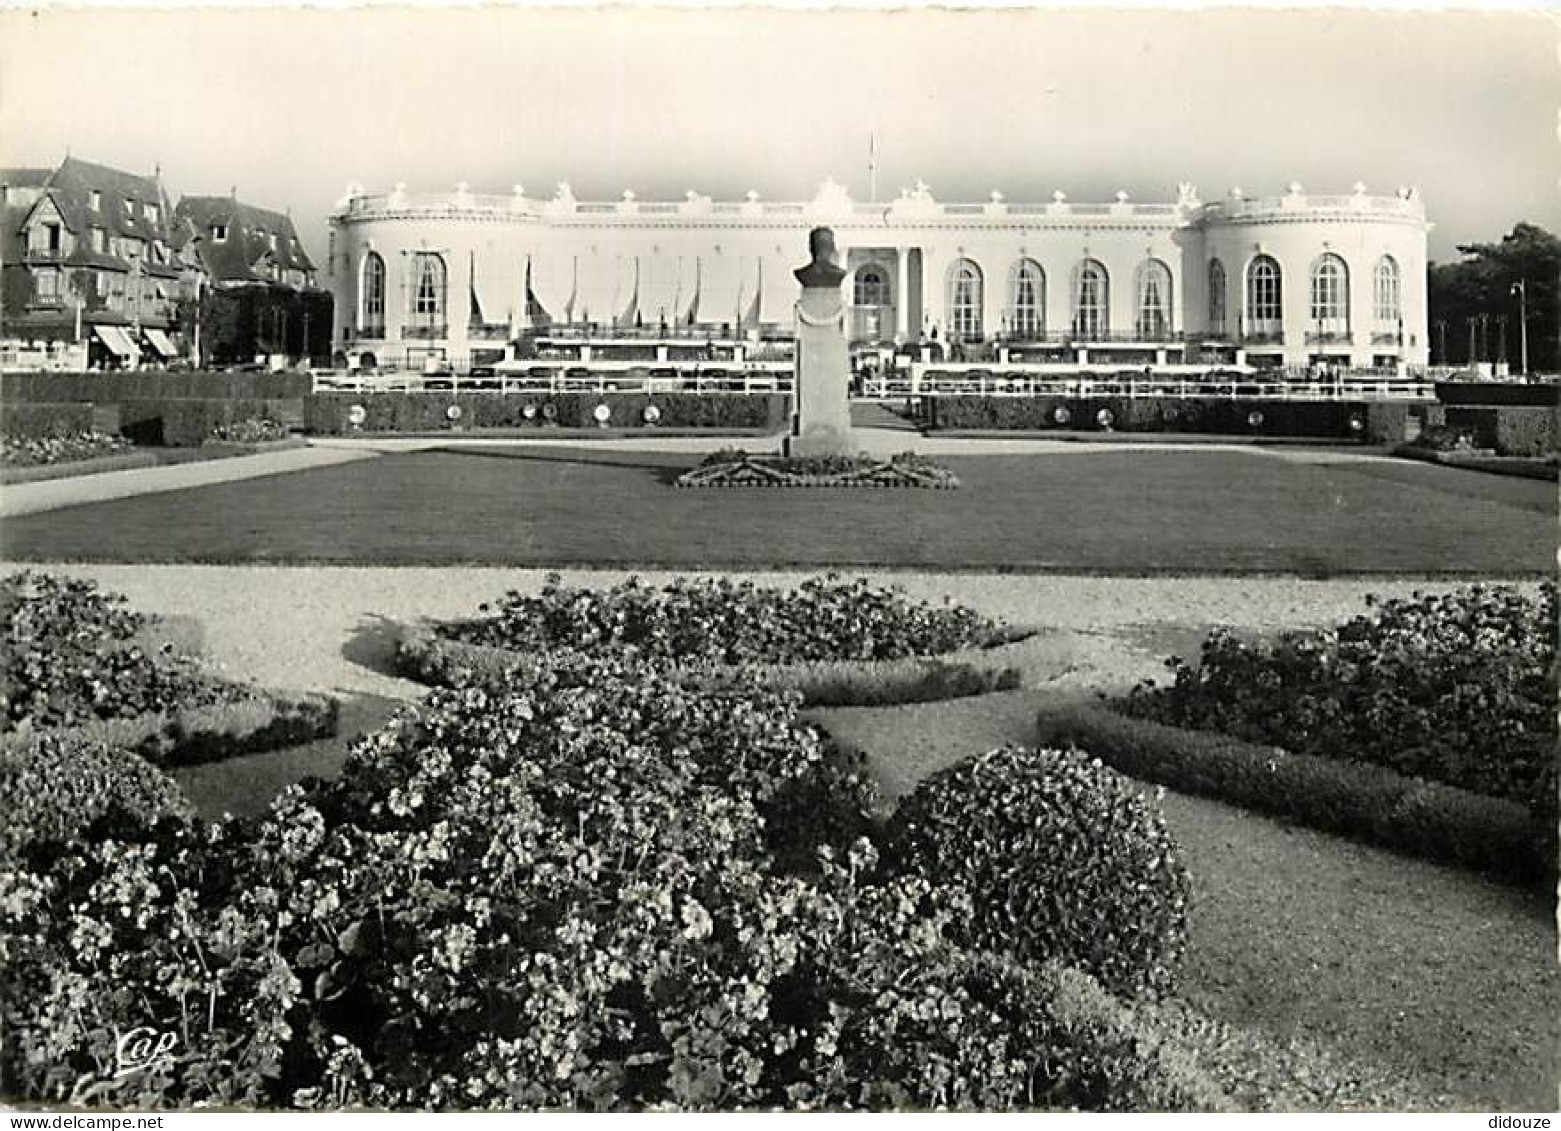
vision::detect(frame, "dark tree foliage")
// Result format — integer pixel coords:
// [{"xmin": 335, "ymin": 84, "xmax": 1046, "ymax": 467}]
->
[{"xmin": 1427, "ymin": 222, "xmax": 1559, "ymax": 371}]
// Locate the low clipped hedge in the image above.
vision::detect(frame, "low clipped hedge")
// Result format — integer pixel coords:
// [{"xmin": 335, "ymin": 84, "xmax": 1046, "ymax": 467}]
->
[
  {"xmin": 0, "ymin": 370, "xmax": 313, "ymax": 402},
  {"xmin": 396, "ymin": 622, "xmax": 1029, "ymax": 707},
  {"xmin": 1033, "ymin": 703, "xmax": 1554, "ymax": 883},
  {"xmin": 887, "ymin": 744, "xmax": 1192, "ymax": 999},
  {"xmin": 118, "ymin": 398, "xmax": 303, "ymax": 446},
  {"xmin": 0, "ymin": 731, "xmax": 192, "ymax": 866},
  {"xmin": 0, "ymin": 402, "xmax": 97, "ymax": 438},
  {"xmin": 302, "ymin": 391, "xmax": 789, "ymax": 434},
  {"xmin": 0, "ymin": 693, "xmax": 339, "ymax": 771},
  {"xmin": 1443, "ymin": 405, "xmax": 1559, "ymax": 456},
  {"xmin": 924, "ymin": 395, "xmax": 1375, "ymax": 439}
]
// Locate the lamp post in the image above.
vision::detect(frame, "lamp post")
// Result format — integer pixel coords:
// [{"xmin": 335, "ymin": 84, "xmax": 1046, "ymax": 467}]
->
[
  {"xmin": 1465, "ymin": 316, "xmax": 1477, "ymax": 366},
  {"xmin": 1511, "ymin": 279, "xmax": 1529, "ymax": 376},
  {"xmin": 1496, "ymin": 314, "xmax": 1508, "ymax": 371},
  {"xmin": 1435, "ymin": 319, "xmax": 1446, "ymax": 365}
]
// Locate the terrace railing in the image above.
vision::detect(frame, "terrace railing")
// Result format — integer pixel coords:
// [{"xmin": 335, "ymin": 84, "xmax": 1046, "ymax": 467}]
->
[{"xmin": 865, "ymin": 363, "xmax": 1434, "ymax": 402}]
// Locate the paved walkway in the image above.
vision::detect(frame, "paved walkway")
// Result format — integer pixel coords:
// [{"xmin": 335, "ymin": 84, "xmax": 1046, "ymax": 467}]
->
[{"xmin": 0, "ymin": 444, "xmax": 374, "ymax": 519}]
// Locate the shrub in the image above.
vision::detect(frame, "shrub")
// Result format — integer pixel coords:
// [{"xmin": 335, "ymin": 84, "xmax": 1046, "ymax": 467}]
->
[
  {"xmin": 1033, "ymin": 703, "xmax": 1553, "ymax": 882},
  {"xmin": 1125, "ymin": 583, "xmax": 1558, "ymax": 816},
  {"xmin": 1, "ymin": 650, "xmax": 1226, "ymax": 1110},
  {"xmin": 0, "ymin": 731, "xmax": 191, "ymax": 866},
  {"xmin": 0, "ymin": 371, "xmax": 313, "ymax": 403},
  {"xmin": 301, "ymin": 392, "xmax": 788, "ymax": 435},
  {"xmin": 0, "ymin": 402, "xmax": 97, "ymax": 439},
  {"xmin": 440, "ymin": 573, "xmax": 1011, "ymax": 670},
  {"xmin": 886, "ymin": 744, "xmax": 1191, "ymax": 998},
  {"xmin": 119, "ymin": 398, "xmax": 303, "ymax": 446},
  {"xmin": 0, "ymin": 571, "xmax": 247, "ymax": 731},
  {"xmin": 0, "ymin": 431, "xmax": 134, "ymax": 467}
]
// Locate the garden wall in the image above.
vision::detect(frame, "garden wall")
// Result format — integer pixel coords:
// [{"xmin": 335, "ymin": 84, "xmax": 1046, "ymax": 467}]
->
[{"xmin": 302, "ymin": 391, "xmax": 790, "ymax": 434}]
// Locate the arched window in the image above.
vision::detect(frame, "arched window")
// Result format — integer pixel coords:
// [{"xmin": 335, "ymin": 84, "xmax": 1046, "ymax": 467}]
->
[
  {"xmin": 1072, "ymin": 259, "xmax": 1109, "ymax": 338},
  {"xmin": 1373, "ymin": 255, "xmax": 1400, "ymax": 325},
  {"xmin": 1135, "ymin": 259, "xmax": 1172, "ymax": 339},
  {"xmin": 410, "ymin": 252, "xmax": 447, "ymax": 327},
  {"xmin": 1009, "ymin": 259, "xmax": 1045, "ymax": 339},
  {"xmin": 1246, "ymin": 255, "xmax": 1282, "ymax": 331},
  {"xmin": 360, "ymin": 252, "xmax": 385, "ymax": 332},
  {"xmin": 854, "ymin": 264, "xmax": 890, "ymax": 308},
  {"xmin": 1310, "ymin": 254, "xmax": 1349, "ymax": 330},
  {"xmin": 948, "ymin": 259, "xmax": 983, "ymax": 342},
  {"xmin": 1207, "ymin": 259, "xmax": 1227, "ymax": 335}
]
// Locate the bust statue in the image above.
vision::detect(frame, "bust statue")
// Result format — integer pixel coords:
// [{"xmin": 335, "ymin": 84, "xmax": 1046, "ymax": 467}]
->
[{"xmin": 794, "ymin": 226, "xmax": 846, "ymax": 289}]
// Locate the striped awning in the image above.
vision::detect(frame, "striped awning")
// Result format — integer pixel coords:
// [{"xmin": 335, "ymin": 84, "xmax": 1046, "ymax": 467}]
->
[
  {"xmin": 144, "ymin": 328, "xmax": 177, "ymax": 357},
  {"xmin": 93, "ymin": 324, "xmax": 139, "ymax": 358}
]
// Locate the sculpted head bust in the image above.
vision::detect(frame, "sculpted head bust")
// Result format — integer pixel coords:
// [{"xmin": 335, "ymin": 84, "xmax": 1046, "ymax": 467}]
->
[{"xmin": 794, "ymin": 226, "xmax": 847, "ymax": 289}]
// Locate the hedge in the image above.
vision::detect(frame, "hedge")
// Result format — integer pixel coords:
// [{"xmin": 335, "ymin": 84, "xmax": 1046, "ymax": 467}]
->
[
  {"xmin": 1443, "ymin": 406, "xmax": 1559, "ymax": 456},
  {"xmin": 302, "ymin": 391, "xmax": 789, "ymax": 435},
  {"xmin": 923, "ymin": 395, "xmax": 1377, "ymax": 439},
  {"xmin": 118, "ymin": 398, "xmax": 303, "ymax": 446},
  {"xmin": 0, "ymin": 692, "xmax": 340, "ymax": 770},
  {"xmin": 1033, "ymin": 702, "xmax": 1554, "ymax": 883},
  {"xmin": 394, "ymin": 622, "xmax": 1039, "ymax": 707},
  {"xmin": 0, "ymin": 370, "xmax": 314, "ymax": 403},
  {"xmin": 1434, "ymin": 381, "xmax": 1559, "ymax": 407},
  {"xmin": 0, "ymin": 402, "xmax": 98, "ymax": 438}
]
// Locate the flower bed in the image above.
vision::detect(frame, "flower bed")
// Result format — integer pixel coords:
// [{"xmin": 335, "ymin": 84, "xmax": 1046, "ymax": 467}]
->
[
  {"xmin": 1121, "ymin": 583, "xmax": 1557, "ymax": 818},
  {"xmin": 1034, "ymin": 702, "xmax": 1553, "ymax": 883},
  {"xmin": 208, "ymin": 417, "xmax": 290, "ymax": 444},
  {"xmin": 405, "ymin": 574, "xmax": 1026, "ymax": 705},
  {"xmin": 0, "ymin": 571, "xmax": 338, "ymax": 765},
  {"xmin": 0, "ymin": 430, "xmax": 134, "ymax": 468},
  {"xmin": 1, "ymin": 649, "xmax": 1215, "ymax": 1110},
  {"xmin": 676, "ymin": 450, "xmax": 960, "ymax": 489}
]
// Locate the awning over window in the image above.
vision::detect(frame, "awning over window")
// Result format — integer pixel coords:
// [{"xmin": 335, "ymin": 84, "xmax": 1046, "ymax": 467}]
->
[
  {"xmin": 143, "ymin": 329, "xmax": 177, "ymax": 358},
  {"xmin": 92, "ymin": 325, "xmax": 139, "ymax": 358}
]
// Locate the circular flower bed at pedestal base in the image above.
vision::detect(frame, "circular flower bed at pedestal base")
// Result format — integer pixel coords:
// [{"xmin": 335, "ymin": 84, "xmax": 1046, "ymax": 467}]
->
[{"xmin": 676, "ymin": 449, "xmax": 960, "ymax": 489}]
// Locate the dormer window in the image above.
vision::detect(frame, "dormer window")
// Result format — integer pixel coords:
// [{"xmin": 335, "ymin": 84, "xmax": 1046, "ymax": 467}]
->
[
  {"xmin": 146, "ymin": 202, "xmax": 159, "ymax": 224},
  {"xmin": 90, "ymin": 189, "xmax": 102, "ymax": 211},
  {"xmin": 269, "ymin": 233, "xmax": 278, "ymax": 251},
  {"xmin": 91, "ymin": 226, "xmax": 106, "ymax": 254},
  {"xmin": 212, "ymin": 223, "xmax": 227, "ymax": 242}
]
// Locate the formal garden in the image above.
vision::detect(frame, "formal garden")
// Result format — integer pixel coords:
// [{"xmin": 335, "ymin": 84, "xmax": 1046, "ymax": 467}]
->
[{"xmin": 1, "ymin": 567, "xmax": 1555, "ymax": 1110}]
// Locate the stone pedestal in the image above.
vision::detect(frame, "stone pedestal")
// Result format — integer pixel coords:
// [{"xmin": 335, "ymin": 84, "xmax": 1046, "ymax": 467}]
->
[{"xmin": 784, "ymin": 286, "xmax": 855, "ymax": 457}]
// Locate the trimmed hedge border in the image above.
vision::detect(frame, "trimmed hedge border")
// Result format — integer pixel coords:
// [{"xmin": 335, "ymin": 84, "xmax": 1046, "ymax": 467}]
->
[
  {"xmin": 0, "ymin": 371, "xmax": 314, "ymax": 402},
  {"xmin": 0, "ymin": 402, "xmax": 97, "ymax": 438},
  {"xmin": 0, "ymin": 450, "xmax": 161, "ymax": 485},
  {"xmin": 1033, "ymin": 702, "xmax": 1554, "ymax": 884},
  {"xmin": 921, "ymin": 395, "xmax": 1392, "ymax": 440},
  {"xmin": 118, "ymin": 399, "xmax": 304, "ymax": 446},
  {"xmin": 303, "ymin": 391, "xmax": 790, "ymax": 435},
  {"xmin": 1392, "ymin": 445, "xmax": 1559, "ymax": 481},
  {"xmin": 1434, "ymin": 381, "xmax": 1560, "ymax": 408},
  {"xmin": 0, "ymin": 693, "xmax": 340, "ymax": 771},
  {"xmin": 1443, "ymin": 405, "xmax": 1559, "ymax": 456},
  {"xmin": 395, "ymin": 621, "xmax": 1041, "ymax": 707}
]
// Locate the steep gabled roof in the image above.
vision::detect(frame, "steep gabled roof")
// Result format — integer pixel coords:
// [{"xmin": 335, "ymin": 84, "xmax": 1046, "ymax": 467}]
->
[
  {"xmin": 46, "ymin": 156, "xmax": 175, "ymax": 245},
  {"xmin": 175, "ymin": 195, "xmax": 316, "ymax": 284}
]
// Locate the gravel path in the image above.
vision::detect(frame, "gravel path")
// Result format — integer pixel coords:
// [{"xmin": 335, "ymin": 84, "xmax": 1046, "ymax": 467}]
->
[{"xmin": 15, "ymin": 564, "xmax": 1517, "ymax": 699}]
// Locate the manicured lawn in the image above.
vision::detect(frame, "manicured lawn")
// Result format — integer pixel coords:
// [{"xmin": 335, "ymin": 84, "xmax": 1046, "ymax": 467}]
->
[
  {"xmin": 1, "ymin": 444, "xmax": 1552, "ymax": 573},
  {"xmin": 810, "ymin": 687, "xmax": 1560, "ymax": 1111}
]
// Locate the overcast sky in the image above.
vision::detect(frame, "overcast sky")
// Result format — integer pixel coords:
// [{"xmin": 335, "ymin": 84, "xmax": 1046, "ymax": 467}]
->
[{"xmin": 1, "ymin": 6, "xmax": 1555, "ymax": 262}]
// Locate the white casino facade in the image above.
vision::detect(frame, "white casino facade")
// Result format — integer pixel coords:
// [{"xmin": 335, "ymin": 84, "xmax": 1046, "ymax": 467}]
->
[{"xmin": 325, "ymin": 178, "xmax": 1430, "ymax": 373}]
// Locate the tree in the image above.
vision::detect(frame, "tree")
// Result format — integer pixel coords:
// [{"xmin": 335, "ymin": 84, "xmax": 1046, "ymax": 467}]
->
[{"xmin": 1428, "ymin": 222, "xmax": 1559, "ymax": 372}]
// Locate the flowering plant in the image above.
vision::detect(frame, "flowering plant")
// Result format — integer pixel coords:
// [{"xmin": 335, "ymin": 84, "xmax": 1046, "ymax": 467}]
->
[{"xmin": 0, "ymin": 432, "xmax": 133, "ymax": 467}]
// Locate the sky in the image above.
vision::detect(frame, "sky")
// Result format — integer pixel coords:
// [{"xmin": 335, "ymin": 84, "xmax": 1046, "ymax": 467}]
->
[{"xmin": 1, "ymin": 5, "xmax": 1555, "ymax": 263}]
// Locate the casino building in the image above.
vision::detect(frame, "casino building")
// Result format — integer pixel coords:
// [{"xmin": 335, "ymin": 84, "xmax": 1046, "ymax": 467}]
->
[{"xmin": 325, "ymin": 177, "xmax": 1430, "ymax": 374}]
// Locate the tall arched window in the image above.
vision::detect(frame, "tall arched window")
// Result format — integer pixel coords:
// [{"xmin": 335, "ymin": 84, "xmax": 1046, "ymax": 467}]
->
[
  {"xmin": 1072, "ymin": 259, "xmax": 1109, "ymax": 338},
  {"xmin": 1246, "ymin": 255, "xmax": 1282, "ymax": 335},
  {"xmin": 854, "ymin": 264, "xmax": 890, "ymax": 308},
  {"xmin": 1207, "ymin": 259, "xmax": 1227, "ymax": 335},
  {"xmin": 852, "ymin": 264, "xmax": 892, "ymax": 342},
  {"xmin": 948, "ymin": 259, "xmax": 983, "ymax": 342},
  {"xmin": 1373, "ymin": 255, "xmax": 1400, "ymax": 326},
  {"xmin": 1008, "ymin": 259, "xmax": 1045, "ymax": 339},
  {"xmin": 1310, "ymin": 253, "xmax": 1349, "ymax": 333},
  {"xmin": 360, "ymin": 252, "xmax": 385, "ymax": 333},
  {"xmin": 1135, "ymin": 259, "xmax": 1172, "ymax": 339},
  {"xmin": 409, "ymin": 252, "xmax": 447, "ymax": 329}
]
